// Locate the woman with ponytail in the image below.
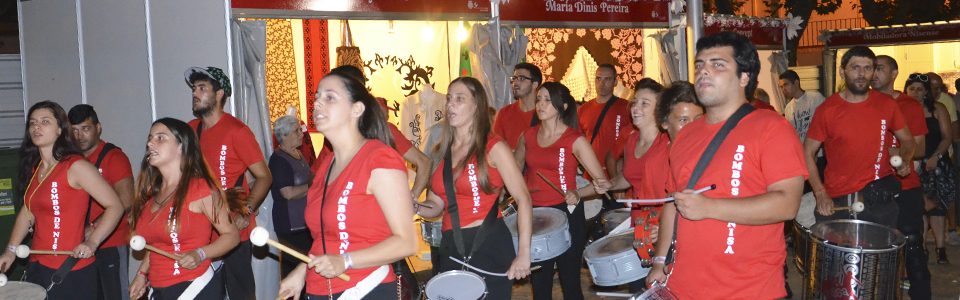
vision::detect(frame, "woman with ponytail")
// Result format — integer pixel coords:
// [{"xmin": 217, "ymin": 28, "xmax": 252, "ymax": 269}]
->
[
  {"xmin": 128, "ymin": 117, "xmax": 240, "ymax": 300},
  {"xmin": 278, "ymin": 70, "xmax": 417, "ymax": 299},
  {"xmin": 416, "ymin": 77, "xmax": 533, "ymax": 299}
]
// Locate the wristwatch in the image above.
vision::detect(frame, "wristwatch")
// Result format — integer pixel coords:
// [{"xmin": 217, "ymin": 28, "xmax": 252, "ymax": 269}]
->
[{"xmin": 938, "ymin": 153, "xmax": 944, "ymax": 159}]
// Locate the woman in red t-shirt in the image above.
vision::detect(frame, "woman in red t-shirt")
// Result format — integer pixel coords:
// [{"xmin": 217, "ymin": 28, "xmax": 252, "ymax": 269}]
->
[
  {"xmin": 512, "ymin": 82, "xmax": 605, "ymax": 300},
  {"xmin": 277, "ymin": 71, "xmax": 416, "ymax": 300},
  {"xmin": 416, "ymin": 77, "xmax": 533, "ymax": 299},
  {"xmin": 128, "ymin": 118, "xmax": 240, "ymax": 300},
  {"xmin": 0, "ymin": 101, "xmax": 124, "ymax": 300}
]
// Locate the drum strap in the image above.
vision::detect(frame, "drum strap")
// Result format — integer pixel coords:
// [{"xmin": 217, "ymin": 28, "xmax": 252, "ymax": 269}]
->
[
  {"xmin": 664, "ymin": 103, "xmax": 755, "ymax": 269},
  {"xmin": 48, "ymin": 256, "xmax": 80, "ymax": 291},
  {"xmin": 86, "ymin": 142, "xmax": 119, "ymax": 226},
  {"xmin": 443, "ymin": 150, "xmax": 501, "ymax": 262}
]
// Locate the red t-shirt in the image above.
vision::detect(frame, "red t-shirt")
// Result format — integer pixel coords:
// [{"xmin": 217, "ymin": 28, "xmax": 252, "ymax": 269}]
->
[
  {"xmin": 135, "ymin": 179, "xmax": 214, "ymax": 287},
  {"xmin": 25, "ymin": 155, "xmax": 95, "ymax": 270},
  {"xmin": 523, "ymin": 126, "xmax": 582, "ymax": 207},
  {"xmin": 622, "ymin": 132, "xmax": 670, "ymax": 220},
  {"xmin": 666, "ymin": 109, "xmax": 808, "ymax": 300},
  {"xmin": 430, "ymin": 134, "xmax": 506, "ymax": 231},
  {"xmin": 806, "ymin": 90, "xmax": 907, "ymax": 197},
  {"xmin": 493, "ymin": 101, "xmax": 537, "ymax": 149},
  {"xmin": 891, "ymin": 92, "xmax": 928, "ymax": 190},
  {"xmin": 752, "ymin": 100, "xmax": 777, "ymax": 111},
  {"xmin": 84, "ymin": 141, "xmax": 133, "ymax": 249},
  {"xmin": 577, "ymin": 97, "xmax": 633, "ymax": 177},
  {"xmin": 305, "ymin": 140, "xmax": 406, "ymax": 295},
  {"xmin": 189, "ymin": 114, "xmax": 265, "ymax": 241}
]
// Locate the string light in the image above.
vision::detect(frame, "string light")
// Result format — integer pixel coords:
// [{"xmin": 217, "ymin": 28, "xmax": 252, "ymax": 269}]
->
[
  {"xmin": 458, "ymin": 21, "xmax": 468, "ymax": 42},
  {"xmin": 422, "ymin": 21, "xmax": 433, "ymax": 41}
]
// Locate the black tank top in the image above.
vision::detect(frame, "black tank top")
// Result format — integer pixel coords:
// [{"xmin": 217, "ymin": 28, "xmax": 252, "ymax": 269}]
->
[{"xmin": 925, "ymin": 115, "xmax": 941, "ymax": 159}]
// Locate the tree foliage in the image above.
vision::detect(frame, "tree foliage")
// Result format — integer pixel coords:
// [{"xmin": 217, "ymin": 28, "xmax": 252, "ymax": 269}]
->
[
  {"xmin": 857, "ymin": 0, "xmax": 960, "ymax": 26},
  {"xmin": 756, "ymin": 0, "xmax": 843, "ymax": 65},
  {"xmin": 705, "ymin": 0, "xmax": 748, "ymax": 15}
]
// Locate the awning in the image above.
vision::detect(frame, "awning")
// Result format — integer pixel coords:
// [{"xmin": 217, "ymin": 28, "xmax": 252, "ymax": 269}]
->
[
  {"xmin": 498, "ymin": 0, "xmax": 670, "ymax": 29},
  {"xmin": 703, "ymin": 14, "xmax": 788, "ymax": 50},
  {"xmin": 231, "ymin": 0, "xmax": 491, "ymax": 20}
]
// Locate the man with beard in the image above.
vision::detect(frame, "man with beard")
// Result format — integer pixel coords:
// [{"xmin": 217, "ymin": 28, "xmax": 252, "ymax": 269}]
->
[
  {"xmin": 494, "ymin": 63, "xmax": 543, "ymax": 150},
  {"xmin": 67, "ymin": 104, "xmax": 135, "ymax": 300},
  {"xmin": 578, "ymin": 64, "xmax": 633, "ymax": 180},
  {"xmin": 871, "ymin": 54, "xmax": 932, "ymax": 300},
  {"xmin": 804, "ymin": 46, "xmax": 915, "ymax": 229},
  {"xmin": 185, "ymin": 66, "xmax": 273, "ymax": 300},
  {"xmin": 646, "ymin": 32, "xmax": 806, "ymax": 299}
]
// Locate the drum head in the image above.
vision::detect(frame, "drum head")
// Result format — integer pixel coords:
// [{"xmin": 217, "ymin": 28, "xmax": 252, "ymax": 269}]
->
[
  {"xmin": 585, "ymin": 229, "xmax": 635, "ymax": 259},
  {"xmin": 0, "ymin": 281, "xmax": 46, "ymax": 300},
  {"xmin": 584, "ymin": 199, "xmax": 602, "ymax": 220},
  {"xmin": 601, "ymin": 208, "xmax": 631, "ymax": 224},
  {"xmin": 425, "ymin": 270, "xmax": 485, "ymax": 300},
  {"xmin": 504, "ymin": 207, "xmax": 568, "ymax": 237}
]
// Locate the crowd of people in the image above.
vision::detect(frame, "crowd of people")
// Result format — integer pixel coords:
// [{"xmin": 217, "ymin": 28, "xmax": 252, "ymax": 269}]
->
[{"xmin": 0, "ymin": 30, "xmax": 957, "ymax": 300}]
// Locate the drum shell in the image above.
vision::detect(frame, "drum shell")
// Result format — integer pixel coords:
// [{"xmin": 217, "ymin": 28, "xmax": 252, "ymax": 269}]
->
[
  {"xmin": 804, "ymin": 219, "xmax": 905, "ymax": 300},
  {"xmin": 793, "ymin": 220, "xmax": 812, "ymax": 275},
  {"xmin": 629, "ymin": 282, "xmax": 678, "ymax": 300},
  {"xmin": 424, "ymin": 270, "xmax": 486, "ymax": 300},
  {"xmin": 503, "ymin": 207, "xmax": 572, "ymax": 262},
  {"xmin": 421, "ymin": 218, "xmax": 443, "ymax": 248},
  {"xmin": 584, "ymin": 228, "xmax": 649, "ymax": 286}
]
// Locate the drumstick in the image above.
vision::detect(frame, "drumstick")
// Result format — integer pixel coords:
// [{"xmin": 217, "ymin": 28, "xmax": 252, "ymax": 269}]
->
[
  {"xmin": 617, "ymin": 184, "xmax": 717, "ymax": 204},
  {"xmin": 250, "ymin": 227, "xmax": 350, "ymax": 281},
  {"xmin": 595, "ymin": 292, "xmax": 633, "ymax": 298},
  {"xmin": 832, "ymin": 202, "xmax": 865, "ymax": 212},
  {"xmin": 578, "ymin": 169, "xmax": 616, "ymax": 200},
  {"xmin": 448, "ymin": 256, "xmax": 541, "ymax": 277},
  {"xmin": 413, "ymin": 201, "xmax": 434, "ymax": 209},
  {"xmin": 15, "ymin": 245, "xmax": 73, "ymax": 258},
  {"xmin": 536, "ymin": 172, "xmax": 565, "ymax": 197},
  {"xmin": 129, "ymin": 236, "xmax": 180, "ymax": 261}
]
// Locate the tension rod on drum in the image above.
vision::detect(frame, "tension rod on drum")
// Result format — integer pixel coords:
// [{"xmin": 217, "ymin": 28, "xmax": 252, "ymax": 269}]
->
[
  {"xmin": 617, "ymin": 185, "xmax": 717, "ymax": 204},
  {"xmin": 448, "ymin": 257, "xmax": 541, "ymax": 277}
]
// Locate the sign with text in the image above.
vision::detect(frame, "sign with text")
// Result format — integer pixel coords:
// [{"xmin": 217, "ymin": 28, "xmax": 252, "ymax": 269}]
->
[
  {"xmin": 232, "ymin": 0, "xmax": 490, "ymax": 20},
  {"xmin": 0, "ymin": 179, "xmax": 12, "ymax": 217},
  {"xmin": 704, "ymin": 15, "xmax": 786, "ymax": 50},
  {"xmin": 500, "ymin": 0, "xmax": 670, "ymax": 28},
  {"xmin": 822, "ymin": 22, "xmax": 960, "ymax": 48}
]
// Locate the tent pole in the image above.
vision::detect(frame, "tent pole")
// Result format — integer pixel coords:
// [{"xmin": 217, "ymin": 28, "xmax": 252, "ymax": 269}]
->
[{"xmin": 687, "ymin": 0, "xmax": 704, "ymax": 46}]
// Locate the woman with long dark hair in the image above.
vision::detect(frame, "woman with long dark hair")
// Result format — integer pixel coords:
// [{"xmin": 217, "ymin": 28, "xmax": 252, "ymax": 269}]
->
[
  {"xmin": 512, "ymin": 82, "xmax": 605, "ymax": 300},
  {"xmin": 127, "ymin": 118, "xmax": 240, "ymax": 299},
  {"xmin": 905, "ymin": 73, "xmax": 955, "ymax": 264},
  {"xmin": 416, "ymin": 77, "xmax": 533, "ymax": 299},
  {"xmin": 0, "ymin": 101, "xmax": 124, "ymax": 300},
  {"xmin": 277, "ymin": 71, "xmax": 417, "ymax": 299}
]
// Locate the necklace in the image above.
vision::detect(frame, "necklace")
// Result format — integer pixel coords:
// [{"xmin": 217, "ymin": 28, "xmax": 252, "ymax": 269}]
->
[
  {"xmin": 25, "ymin": 160, "xmax": 59, "ymax": 215},
  {"xmin": 154, "ymin": 189, "xmax": 175, "ymax": 206}
]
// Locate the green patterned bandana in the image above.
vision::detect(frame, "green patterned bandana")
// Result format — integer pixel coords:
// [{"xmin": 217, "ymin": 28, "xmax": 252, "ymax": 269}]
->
[{"xmin": 185, "ymin": 66, "xmax": 232, "ymax": 96}]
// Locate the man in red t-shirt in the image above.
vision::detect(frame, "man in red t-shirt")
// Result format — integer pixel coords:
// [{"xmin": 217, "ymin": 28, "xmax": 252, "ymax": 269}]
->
[
  {"xmin": 493, "ymin": 63, "xmax": 542, "ymax": 150},
  {"xmin": 186, "ymin": 66, "xmax": 273, "ymax": 300},
  {"xmin": 68, "ymin": 104, "xmax": 135, "ymax": 300},
  {"xmin": 804, "ymin": 47, "xmax": 915, "ymax": 230},
  {"xmin": 577, "ymin": 64, "xmax": 633, "ymax": 179},
  {"xmin": 871, "ymin": 54, "xmax": 932, "ymax": 300},
  {"xmin": 646, "ymin": 32, "xmax": 807, "ymax": 300}
]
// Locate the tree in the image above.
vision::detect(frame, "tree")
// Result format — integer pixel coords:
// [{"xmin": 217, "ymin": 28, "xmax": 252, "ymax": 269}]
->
[
  {"xmin": 857, "ymin": 0, "xmax": 960, "ymax": 26},
  {"xmin": 706, "ymin": 0, "xmax": 748, "ymax": 15},
  {"xmin": 762, "ymin": 0, "xmax": 842, "ymax": 66}
]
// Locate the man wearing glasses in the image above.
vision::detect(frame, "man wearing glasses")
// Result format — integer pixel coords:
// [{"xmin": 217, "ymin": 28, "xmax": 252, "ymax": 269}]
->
[
  {"xmin": 494, "ymin": 63, "xmax": 543, "ymax": 150},
  {"xmin": 804, "ymin": 46, "xmax": 915, "ymax": 229}
]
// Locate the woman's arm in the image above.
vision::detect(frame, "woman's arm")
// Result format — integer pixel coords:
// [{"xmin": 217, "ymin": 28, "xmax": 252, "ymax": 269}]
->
[
  {"xmin": 0, "ymin": 206, "xmax": 35, "ymax": 272},
  {"xmin": 129, "ymin": 251, "xmax": 151, "ymax": 299},
  {"xmin": 418, "ymin": 191, "xmax": 446, "ymax": 219},
  {"xmin": 489, "ymin": 141, "xmax": 533, "ymax": 280},
  {"xmin": 514, "ymin": 133, "xmax": 527, "ymax": 169},
  {"xmin": 928, "ymin": 103, "xmax": 954, "ymax": 171},
  {"xmin": 178, "ymin": 193, "xmax": 240, "ymax": 270},
  {"xmin": 69, "ymin": 160, "xmax": 123, "ymax": 258},
  {"xmin": 403, "ymin": 147, "xmax": 432, "ymax": 199},
  {"xmin": 279, "ymin": 184, "xmax": 309, "ymax": 200}
]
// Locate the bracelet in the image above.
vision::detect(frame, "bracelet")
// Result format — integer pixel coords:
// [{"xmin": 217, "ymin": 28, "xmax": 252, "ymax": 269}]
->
[
  {"xmin": 342, "ymin": 252, "xmax": 354, "ymax": 270},
  {"xmin": 573, "ymin": 190, "xmax": 582, "ymax": 200},
  {"xmin": 137, "ymin": 270, "xmax": 148, "ymax": 277},
  {"xmin": 195, "ymin": 248, "xmax": 207, "ymax": 261},
  {"xmin": 5, "ymin": 245, "xmax": 15, "ymax": 253},
  {"xmin": 246, "ymin": 204, "xmax": 257, "ymax": 216},
  {"xmin": 814, "ymin": 188, "xmax": 826, "ymax": 195},
  {"xmin": 652, "ymin": 256, "xmax": 666, "ymax": 265}
]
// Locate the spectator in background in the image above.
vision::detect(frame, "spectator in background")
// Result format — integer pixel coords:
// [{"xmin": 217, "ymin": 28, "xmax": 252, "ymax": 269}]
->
[
  {"xmin": 779, "ymin": 70, "xmax": 826, "ymax": 229},
  {"xmin": 750, "ymin": 88, "xmax": 776, "ymax": 111},
  {"xmin": 928, "ymin": 73, "xmax": 959, "ymax": 148},
  {"xmin": 268, "ymin": 116, "xmax": 314, "ymax": 283}
]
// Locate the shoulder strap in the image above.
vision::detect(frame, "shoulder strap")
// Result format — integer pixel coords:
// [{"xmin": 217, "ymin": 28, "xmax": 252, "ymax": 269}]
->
[
  {"xmin": 529, "ymin": 112, "xmax": 540, "ymax": 127},
  {"xmin": 86, "ymin": 143, "xmax": 119, "ymax": 225},
  {"xmin": 590, "ymin": 96, "xmax": 619, "ymax": 143},
  {"xmin": 666, "ymin": 103, "xmax": 755, "ymax": 264},
  {"xmin": 195, "ymin": 121, "xmax": 204, "ymax": 140},
  {"xmin": 443, "ymin": 151, "xmax": 467, "ymax": 258},
  {"xmin": 48, "ymin": 256, "xmax": 79, "ymax": 291}
]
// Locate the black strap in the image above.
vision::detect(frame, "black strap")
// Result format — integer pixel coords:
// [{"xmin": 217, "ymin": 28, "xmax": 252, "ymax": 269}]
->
[
  {"xmin": 442, "ymin": 151, "xmax": 501, "ymax": 261},
  {"xmin": 665, "ymin": 103, "xmax": 755, "ymax": 266},
  {"xmin": 529, "ymin": 113, "xmax": 539, "ymax": 127},
  {"xmin": 319, "ymin": 158, "xmax": 337, "ymax": 255},
  {"xmin": 589, "ymin": 96, "xmax": 619, "ymax": 143},
  {"xmin": 85, "ymin": 143, "xmax": 119, "ymax": 226},
  {"xmin": 48, "ymin": 256, "xmax": 79, "ymax": 291},
  {"xmin": 196, "ymin": 121, "xmax": 245, "ymax": 189}
]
